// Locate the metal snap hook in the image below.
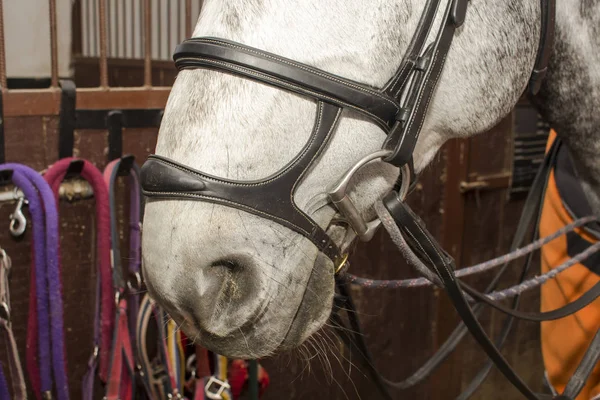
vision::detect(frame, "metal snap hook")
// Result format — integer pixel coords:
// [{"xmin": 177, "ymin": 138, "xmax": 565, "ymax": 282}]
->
[{"xmin": 9, "ymin": 197, "xmax": 27, "ymax": 237}]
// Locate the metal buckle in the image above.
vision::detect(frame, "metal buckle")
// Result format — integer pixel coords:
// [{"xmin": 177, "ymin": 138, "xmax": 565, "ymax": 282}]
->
[
  {"xmin": 327, "ymin": 150, "xmax": 411, "ymax": 242},
  {"xmin": 0, "ymin": 248, "xmax": 11, "ymax": 272},
  {"xmin": 0, "ymin": 301, "xmax": 10, "ymax": 322},
  {"xmin": 9, "ymin": 196, "xmax": 27, "ymax": 237},
  {"xmin": 115, "ymin": 289, "xmax": 126, "ymax": 307},
  {"xmin": 205, "ymin": 376, "xmax": 231, "ymax": 400},
  {"xmin": 186, "ymin": 353, "xmax": 197, "ymax": 378},
  {"xmin": 334, "ymin": 253, "xmax": 350, "ymax": 275},
  {"xmin": 127, "ymin": 271, "xmax": 142, "ymax": 292}
]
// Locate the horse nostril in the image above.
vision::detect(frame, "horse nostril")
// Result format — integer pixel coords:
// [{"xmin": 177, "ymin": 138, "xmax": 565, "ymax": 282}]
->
[{"xmin": 210, "ymin": 259, "xmax": 240, "ymax": 271}]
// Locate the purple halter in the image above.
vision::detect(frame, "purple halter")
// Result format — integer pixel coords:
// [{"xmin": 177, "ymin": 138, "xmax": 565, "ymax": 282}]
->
[
  {"xmin": 0, "ymin": 164, "xmax": 69, "ymax": 400},
  {"xmin": 103, "ymin": 157, "xmax": 143, "ymax": 399}
]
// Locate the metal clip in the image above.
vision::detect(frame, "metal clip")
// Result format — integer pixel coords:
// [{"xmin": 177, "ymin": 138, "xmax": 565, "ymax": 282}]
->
[
  {"xmin": 127, "ymin": 272, "xmax": 143, "ymax": 292},
  {"xmin": 0, "ymin": 302, "xmax": 9, "ymax": 322},
  {"xmin": 0, "ymin": 248, "xmax": 11, "ymax": 271},
  {"xmin": 115, "ymin": 290, "xmax": 125, "ymax": 307},
  {"xmin": 9, "ymin": 197, "xmax": 27, "ymax": 237},
  {"xmin": 205, "ymin": 376, "xmax": 231, "ymax": 400},
  {"xmin": 186, "ymin": 354, "xmax": 197, "ymax": 379}
]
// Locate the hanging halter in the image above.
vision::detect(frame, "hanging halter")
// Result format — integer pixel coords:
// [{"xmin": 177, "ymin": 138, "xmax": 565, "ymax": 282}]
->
[{"xmin": 44, "ymin": 158, "xmax": 113, "ymax": 398}]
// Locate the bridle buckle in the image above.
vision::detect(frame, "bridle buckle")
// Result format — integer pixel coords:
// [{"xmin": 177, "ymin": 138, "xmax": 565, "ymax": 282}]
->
[
  {"xmin": 334, "ymin": 253, "xmax": 350, "ymax": 275},
  {"xmin": 204, "ymin": 376, "xmax": 231, "ymax": 400}
]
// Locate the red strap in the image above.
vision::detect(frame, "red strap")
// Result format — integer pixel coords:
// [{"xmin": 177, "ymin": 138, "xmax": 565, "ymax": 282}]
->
[
  {"xmin": 229, "ymin": 360, "xmax": 248, "ymax": 398},
  {"xmin": 105, "ymin": 299, "xmax": 134, "ymax": 400},
  {"xmin": 194, "ymin": 379, "xmax": 205, "ymax": 400},
  {"xmin": 193, "ymin": 346, "xmax": 212, "ymax": 400},
  {"xmin": 26, "ymin": 250, "xmax": 41, "ymax": 398},
  {"xmin": 196, "ymin": 346, "xmax": 211, "ymax": 379}
]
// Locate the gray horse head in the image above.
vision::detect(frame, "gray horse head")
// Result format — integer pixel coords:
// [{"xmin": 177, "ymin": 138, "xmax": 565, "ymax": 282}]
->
[{"xmin": 142, "ymin": 0, "xmax": 544, "ymax": 358}]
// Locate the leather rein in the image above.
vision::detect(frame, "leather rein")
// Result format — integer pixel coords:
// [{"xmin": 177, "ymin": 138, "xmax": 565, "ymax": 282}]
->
[{"xmin": 140, "ymin": 0, "xmax": 559, "ymax": 398}]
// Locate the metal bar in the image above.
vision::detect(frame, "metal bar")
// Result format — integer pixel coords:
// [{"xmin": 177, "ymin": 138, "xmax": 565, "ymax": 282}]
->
[
  {"xmin": 122, "ymin": 0, "xmax": 127, "ymax": 58},
  {"xmin": 0, "ymin": 180, "xmax": 95, "ymax": 202},
  {"xmin": 92, "ymin": 0, "xmax": 98, "ymax": 56},
  {"xmin": 130, "ymin": 0, "xmax": 135, "ymax": 58},
  {"xmin": 157, "ymin": 0, "xmax": 162, "ymax": 60},
  {"xmin": 136, "ymin": 0, "xmax": 141, "ymax": 58},
  {"xmin": 177, "ymin": 0, "xmax": 182, "ymax": 42},
  {"xmin": 98, "ymin": 0, "xmax": 109, "ymax": 87},
  {"xmin": 49, "ymin": 0, "xmax": 59, "ymax": 87},
  {"xmin": 167, "ymin": 1, "xmax": 172, "ymax": 60},
  {"xmin": 113, "ymin": 0, "xmax": 119, "ymax": 58},
  {"xmin": 460, "ymin": 173, "xmax": 512, "ymax": 193},
  {"xmin": 108, "ymin": 0, "xmax": 113, "ymax": 58},
  {"xmin": 71, "ymin": 0, "xmax": 83, "ymax": 56},
  {"xmin": 143, "ymin": 0, "xmax": 152, "ymax": 86},
  {"xmin": 185, "ymin": 0, "xmax": 192, "ymax": 38},
  {"xmin": 0, "ymin": 0, "xmax": 6, "ymax": 88},
  {"xmin": 85, "ymin": 0, "xmax": 91, "ymax": 56}
]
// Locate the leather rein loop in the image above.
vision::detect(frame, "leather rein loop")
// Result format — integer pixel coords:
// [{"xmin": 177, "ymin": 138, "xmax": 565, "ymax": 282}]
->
[{"xmin": 103, "ymin": 157, "xmax": 143, "ymax": 400}]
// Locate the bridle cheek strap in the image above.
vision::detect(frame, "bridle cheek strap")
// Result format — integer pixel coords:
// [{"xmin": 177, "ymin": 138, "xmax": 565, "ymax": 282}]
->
[{"xmin": 141, "ymin": 101, "xmax": 343, "ymax": 263}]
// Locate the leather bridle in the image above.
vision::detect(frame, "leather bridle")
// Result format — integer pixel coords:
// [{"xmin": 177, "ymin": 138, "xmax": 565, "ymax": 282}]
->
[
  {"xmin": 140, "ymin": 0, "xmax": 559, "ymax": 398},
  {"xmin": 141, "ymin": 0, "xmax": 554, "ymax": 267},
  {"xmin": 141, "ymin": 0, "xmax": 472, "ymax": 265}
]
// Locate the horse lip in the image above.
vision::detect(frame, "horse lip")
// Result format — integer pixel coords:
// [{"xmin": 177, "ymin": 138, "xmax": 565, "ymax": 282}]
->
[{"xmin": 192, "ymin": 292, "xmax": 272, "ymax": 339}]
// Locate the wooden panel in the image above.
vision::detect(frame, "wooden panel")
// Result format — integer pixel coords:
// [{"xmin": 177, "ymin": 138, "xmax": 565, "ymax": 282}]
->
[
  {"xmin": 3, "ymin": 88, "xmax": 171, "ymax": 117},
  {"xmin": 74, "ymin": 56, "xmax": 178, "ymax": 88},
  {"xmin": 456, "ymin": 114, "xmax": 543, "ymax": 399}
]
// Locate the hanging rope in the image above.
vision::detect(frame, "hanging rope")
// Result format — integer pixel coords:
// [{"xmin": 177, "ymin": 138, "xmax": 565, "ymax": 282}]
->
[{"xmin": 341, "ymin": 201, "xmax": 598, "ymax": 299}]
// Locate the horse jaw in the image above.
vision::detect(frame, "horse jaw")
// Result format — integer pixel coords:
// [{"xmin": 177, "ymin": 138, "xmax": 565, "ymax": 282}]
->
[{"xmin": 142, "ymin": 0, "xmax": 539, "ymax": 358}]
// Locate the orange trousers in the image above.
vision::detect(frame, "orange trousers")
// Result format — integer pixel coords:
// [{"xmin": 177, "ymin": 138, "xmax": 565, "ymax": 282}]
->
[{"xmin": 540, "ymin": 131, "xmax": 600, "ymax": 399}]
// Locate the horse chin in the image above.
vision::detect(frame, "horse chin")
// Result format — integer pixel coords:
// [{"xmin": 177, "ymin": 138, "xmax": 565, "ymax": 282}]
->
[
  {"xmin": 163, "ymin": 256, "xmax": 333, "ymax": 359},
  {"xmin": 278, "ymin": 252, "xmax": 335, "ymax": 351},
  {"xmin": 145, "ymin": 227, "xmax": 336, "ymax": 359},
  {"xmin": 176, "ymin": 253, "xmax": 335, "ymax": 359}
]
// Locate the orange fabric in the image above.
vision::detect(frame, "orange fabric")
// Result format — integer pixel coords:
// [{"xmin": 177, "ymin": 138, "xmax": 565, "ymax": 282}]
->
[{"xmin": 540, "ymin": 131, "xmax": 600, "ymax": 399}]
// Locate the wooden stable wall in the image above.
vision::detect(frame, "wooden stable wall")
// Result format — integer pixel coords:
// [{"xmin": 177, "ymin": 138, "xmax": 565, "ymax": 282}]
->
[
  {"xmin": 0, "ymin": 86, "xmax": 545, "ymax": 399},
  {"xmin": 0, "ymin": 103, "xmax": 161, "ymax": 399}
]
